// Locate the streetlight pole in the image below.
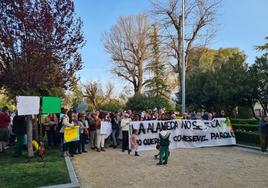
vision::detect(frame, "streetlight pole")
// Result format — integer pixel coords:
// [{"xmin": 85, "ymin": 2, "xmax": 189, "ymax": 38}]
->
[{"xmin": 181, "ymin": 0, "xmax": 186, "ymax": 113}]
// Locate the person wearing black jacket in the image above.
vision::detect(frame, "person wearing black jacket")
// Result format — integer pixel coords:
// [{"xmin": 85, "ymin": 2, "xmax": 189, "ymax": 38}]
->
[
  {"xmin": 12, "ymin": 113, "xmax": 27, "ymax": 157},
  {"xmin": 87, "ymin": 112, "xmax": 97, "ymax": 150},
  {"xmin": 110, "ymin": 112, "xmax": 119, "ymax": 148}
]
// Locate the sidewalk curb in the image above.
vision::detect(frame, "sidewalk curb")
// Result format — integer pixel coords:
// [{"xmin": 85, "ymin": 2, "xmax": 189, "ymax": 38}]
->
[
  {"xmin": 39, "ymin": 156, "xmax": 80, "ymax": 188},
  {"xmin": 235, "ymin": 144, "xmax": 260, "ymax": 151}
]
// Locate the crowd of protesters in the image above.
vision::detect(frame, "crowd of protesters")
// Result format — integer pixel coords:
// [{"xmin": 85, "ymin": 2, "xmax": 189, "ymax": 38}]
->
[{"xmin": 1, "ymin": 105, "xmax": 268, "ymax": 159}]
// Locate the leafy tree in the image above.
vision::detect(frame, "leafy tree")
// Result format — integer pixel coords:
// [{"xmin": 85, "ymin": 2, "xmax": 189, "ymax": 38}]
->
[
  {"xmin": 249, "ymin": 54, "xmax": 268, "ymax": 114},
  {"xmin": 0, "ymin": 0, "xmax": 84, "ymax": 97},
  {"xmin": 145, "ymin": 24, "xmax": 170, "ymax": 99},
  {"xmin": 99, "ymin": 99, "xmax": 125, "ymax": 112},
  {"xmin": 186, "ymin": 48, "xmax": 249, "ymax": 115},
  {"xmin": 0, "ymin": 0, "xmax": 84, "ymax": 158},
  {"xmin": 256, "ymin": 36, "xmax": 268, "ymax": 52},
  {"xmin": 126, "ymin": 94, "xmax": 172, "ymax": 112},
  {"xmin": 0, "ymin": 91, "xmax": 15, "ymax": 111},
  {"xmin": 83, "ymin": 81, "xmax": 113, "ymax": 111}
]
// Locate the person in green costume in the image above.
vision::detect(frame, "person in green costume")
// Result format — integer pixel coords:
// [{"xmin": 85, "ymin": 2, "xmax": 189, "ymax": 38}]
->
[{"xmin": 157, "ymin": 124, "xmax": 171, "ymax": 165}]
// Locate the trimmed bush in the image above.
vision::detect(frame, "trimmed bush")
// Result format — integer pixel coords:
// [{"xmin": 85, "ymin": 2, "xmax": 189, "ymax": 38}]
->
[
  {"xmin": 234, "ymin": 131, "xmax": 260, "ymax": 146},
  {"xmin": 232, "ymin": 124, "xmax": 259, "ymax": 132},
  {"xmin": 231, "ymin": 119, "xmax": 258, "ymax": 125}
]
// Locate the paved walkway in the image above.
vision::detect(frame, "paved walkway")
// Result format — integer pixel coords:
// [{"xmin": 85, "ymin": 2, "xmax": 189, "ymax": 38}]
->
[{"xmin": 72, "ymin": 146, "xmax": 268, "ymax": 188}]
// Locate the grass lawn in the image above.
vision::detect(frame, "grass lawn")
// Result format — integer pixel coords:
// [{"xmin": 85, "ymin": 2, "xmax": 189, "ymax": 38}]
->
[{"xmin": 0, "ymin": 146, "xmax": 70, "ymax": 188}]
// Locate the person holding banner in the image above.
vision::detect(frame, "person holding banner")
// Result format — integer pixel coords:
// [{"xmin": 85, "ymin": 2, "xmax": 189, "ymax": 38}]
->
[
  {"xmin": 157, "ymin": 124, "xmax": 171, "ymax": 165},
  {"xmin": 121, "ymin": 112, "xmax": 131, "ymax": 153}
]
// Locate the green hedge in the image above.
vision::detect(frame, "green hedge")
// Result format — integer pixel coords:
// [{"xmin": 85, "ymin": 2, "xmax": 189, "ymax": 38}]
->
[
  {"xmin": 232, "ymin": 124, "xmax": 259, "ymax": 132},
  {"xmin": 234, "ymin": 131, "xmax": 260, "ymax": 146},
  {"xmin": 230, "ymin": 119, "xmax": 258, "ymax": 125}
]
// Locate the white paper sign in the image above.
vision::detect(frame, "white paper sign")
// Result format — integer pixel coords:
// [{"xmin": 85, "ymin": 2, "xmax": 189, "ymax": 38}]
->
[
  {"xmin": 100, "ymin": 121, "xmax": 112, "ymax": 138},
  {"xmin": 17, "ymin": 96, "xmax": 40, "ymax": 115}
]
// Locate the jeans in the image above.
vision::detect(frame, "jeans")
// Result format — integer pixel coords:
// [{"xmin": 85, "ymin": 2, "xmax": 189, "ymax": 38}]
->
[
  {"xmin": 111, "ymin": 129, "xmax": 118, "ymax": 146},
  {"xmin": 90, "ymin": 130, "xmax": 97, "ymax": 148},
  {"xmin": 96, "ymin": 129, "xmax": 105, "ymax": 148},
  {"xmin": 79, "ymin": 134, "xmax": 86, "ymax": 152},
  {"xmin": 260, "ymin": 133, "xmax": 268, "ymax": 152},
  {"xmin": 122, "ymin": 131, "xmax": 129, "ymax": 151},
  {"xmin": 14, "ymin": 134, "xmax": 24, "ymax": 156},
  {"xmin": 46, "ymin": 130, "xmax": 55, "ymax": 146}
]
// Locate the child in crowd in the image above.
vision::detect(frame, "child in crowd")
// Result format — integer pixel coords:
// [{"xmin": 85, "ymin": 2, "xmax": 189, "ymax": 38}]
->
[
  {"xmin": 129, "ymin": 129, "xmax": 139, "ymax": 156},
  {"xmin": 157, "ymin": 124, "xmax": 171, "ymax": 165}
]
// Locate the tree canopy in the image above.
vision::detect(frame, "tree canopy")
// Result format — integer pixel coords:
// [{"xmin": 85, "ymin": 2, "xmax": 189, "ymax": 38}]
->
[{"xmin": 0, "ymin": 0, "xmax": 85, "ymax": 97}]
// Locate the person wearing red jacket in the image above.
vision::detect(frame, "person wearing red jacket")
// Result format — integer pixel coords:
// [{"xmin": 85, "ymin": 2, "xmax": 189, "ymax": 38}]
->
[{"xmin": 0, "ymin": 106, "xmax": 11, "ymax": 153}]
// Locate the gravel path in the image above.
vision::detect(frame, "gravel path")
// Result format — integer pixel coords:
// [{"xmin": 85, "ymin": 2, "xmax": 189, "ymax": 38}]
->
[{"xmin": 72, "ymin": 146, "xmax": 268, "ymax": 188}]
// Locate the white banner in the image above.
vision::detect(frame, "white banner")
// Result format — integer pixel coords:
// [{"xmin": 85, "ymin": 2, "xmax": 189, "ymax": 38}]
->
[
  {"xmin": 131, "ymin": 118, "xmax": 236, "ymax": 151},
  {"xmin": 100, "ymin": 121, "xmax": 112, "ymax": 138},
  {"xmin": 16, "ymin": 96, "xmax": 40, "ymax": 115}
]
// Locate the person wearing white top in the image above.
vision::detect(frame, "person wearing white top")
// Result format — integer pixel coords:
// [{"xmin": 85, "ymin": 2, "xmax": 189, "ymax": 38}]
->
[
  {"xmin": 61, "ymin": 109, "xmax": 74, "ymax": 157},
  {"xmin": 121, "ymin": 113, "xmax": 131, "ymax": 152}
]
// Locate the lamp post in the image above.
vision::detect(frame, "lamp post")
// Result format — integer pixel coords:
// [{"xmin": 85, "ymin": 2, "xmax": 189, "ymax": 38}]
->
[{"xmin": 181, "ymin": 0, "xmax": 186, "ymax": 113}]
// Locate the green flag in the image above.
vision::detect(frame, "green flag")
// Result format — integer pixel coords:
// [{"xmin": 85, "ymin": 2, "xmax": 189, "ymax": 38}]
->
[{"xmin": 42, "ymin": 97, "xmax": 61, "ymax": 113}]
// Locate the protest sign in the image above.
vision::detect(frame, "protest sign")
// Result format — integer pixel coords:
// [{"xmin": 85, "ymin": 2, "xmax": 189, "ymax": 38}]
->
[
  {"xmin": 131, "ymin": 118, "xmax": 236, "ymax": 151},
  {"xmin": 16, "ymin": 96, "xmax": 40, "ymax": 115},
  {"xmin": 64, "ymin": 126, "xmax": 80, "ymax": 143},
  {"xmin": 100, "ymin": 121, "xmax": 112, "ymax": 138},
  {"xmin": 42, "ymin": 97, "xmax": 61, "ymax": 113}
]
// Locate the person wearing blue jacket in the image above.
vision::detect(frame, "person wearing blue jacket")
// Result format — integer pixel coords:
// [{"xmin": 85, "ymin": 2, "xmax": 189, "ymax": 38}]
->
[{"xmin": 259, "ymin": 115, "xmax": 268, "ymax": 153}]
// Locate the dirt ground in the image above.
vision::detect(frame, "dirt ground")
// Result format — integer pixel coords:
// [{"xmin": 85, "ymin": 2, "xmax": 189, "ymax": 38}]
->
[{"xmin": 72, "ymin": 146, "xmax": 268, "ymax": 188}]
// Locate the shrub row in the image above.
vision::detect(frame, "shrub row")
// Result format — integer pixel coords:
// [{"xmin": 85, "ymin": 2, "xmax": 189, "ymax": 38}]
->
[
  {"xmin": 234, "ymin": 131, "xmax": 260, "ymax": 146},
  {"xmin": 232, "ymin": 124, "xmax": 259, "ymax": 132},
  {"xmin": 230, "ymin": 119, "xmax": 258, "ymax": 125}
]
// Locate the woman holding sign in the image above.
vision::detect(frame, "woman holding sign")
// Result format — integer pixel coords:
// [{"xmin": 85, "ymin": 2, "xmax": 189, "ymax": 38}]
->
[{"xmin": 60, "ymin": 109, "xmax": 74, "ymax": 157}]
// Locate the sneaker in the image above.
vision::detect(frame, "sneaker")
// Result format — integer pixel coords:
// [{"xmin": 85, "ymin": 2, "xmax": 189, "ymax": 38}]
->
[{"xmin": 157, "ymin": 162, "xmax": 163, "ymax": 165}]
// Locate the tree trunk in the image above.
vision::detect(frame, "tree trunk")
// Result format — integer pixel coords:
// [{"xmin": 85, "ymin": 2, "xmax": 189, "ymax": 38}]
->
[{"xmin": 27, "ymin": 115, "xmax": 34, "ymax": 158}]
